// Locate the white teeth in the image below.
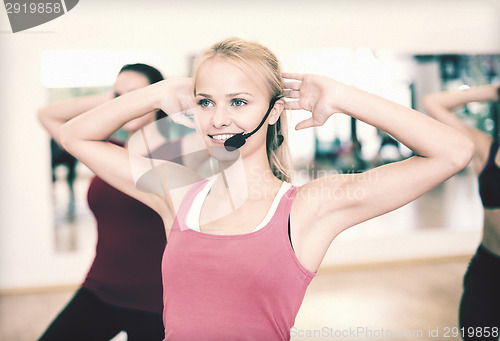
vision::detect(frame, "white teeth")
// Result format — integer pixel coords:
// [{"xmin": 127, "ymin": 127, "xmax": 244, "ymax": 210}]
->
[{"xmin": 212, "ymin": 134, "xmax": 235, "ymax": 140}]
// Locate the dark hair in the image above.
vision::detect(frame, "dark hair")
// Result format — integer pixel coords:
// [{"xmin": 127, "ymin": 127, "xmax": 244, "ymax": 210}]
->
[{"xmin": 119, "ymin": 63, "xmax": 167, "ymax": 120}]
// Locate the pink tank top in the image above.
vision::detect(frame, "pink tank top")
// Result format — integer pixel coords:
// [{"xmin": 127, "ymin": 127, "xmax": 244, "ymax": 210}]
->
[{"xmin": 162, "ymin": 179, "xmax": 315, "ymax": 340}]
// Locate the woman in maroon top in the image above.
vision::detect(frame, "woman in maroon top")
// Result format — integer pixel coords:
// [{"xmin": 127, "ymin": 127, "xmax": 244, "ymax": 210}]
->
[{"xmin": 38, "ymin": 64, "xmax": 169, "ymax": 341}]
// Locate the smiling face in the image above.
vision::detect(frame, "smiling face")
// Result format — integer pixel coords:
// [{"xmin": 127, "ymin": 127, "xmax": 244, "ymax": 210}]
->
[
  {"xmin": 194, "ymin": 56, "xmax": 276, "ymax": 157},
  {"xmin": 191, "ymin": 37, "xmax": 291, "ymax": 181}
]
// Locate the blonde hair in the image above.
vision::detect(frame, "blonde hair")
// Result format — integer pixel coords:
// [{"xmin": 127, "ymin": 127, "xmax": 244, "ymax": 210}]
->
[{"xmin": 192, "ymin": 37, "xmax": 292, "ymax": 182}]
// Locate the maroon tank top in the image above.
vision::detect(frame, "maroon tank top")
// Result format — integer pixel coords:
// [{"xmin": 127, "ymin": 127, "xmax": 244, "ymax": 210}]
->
[{"xmin": 82, "ymin": 139, "xmax": 181, "ymax": 312}]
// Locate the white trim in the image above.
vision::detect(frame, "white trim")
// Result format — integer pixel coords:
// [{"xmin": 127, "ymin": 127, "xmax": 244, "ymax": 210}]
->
[{"xmin": 185, "ymin": 180, "xmax": 292, "ymax": 233}]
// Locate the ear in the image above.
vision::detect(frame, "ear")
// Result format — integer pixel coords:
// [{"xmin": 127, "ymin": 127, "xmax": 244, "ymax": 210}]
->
[{"xmin": 268, "ymin": 99, "xmax": 285, "ymax": 125}]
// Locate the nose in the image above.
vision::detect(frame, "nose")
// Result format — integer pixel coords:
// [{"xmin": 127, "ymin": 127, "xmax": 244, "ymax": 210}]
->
[{"xmin": 211, "ymin": 105, "xmax": 232, "ymax": 128}]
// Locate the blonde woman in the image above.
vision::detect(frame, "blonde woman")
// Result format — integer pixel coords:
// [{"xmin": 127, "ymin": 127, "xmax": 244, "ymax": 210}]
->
[{"xmin": 60, "ymin": 38, "xmax": 473, "ymax": 340}]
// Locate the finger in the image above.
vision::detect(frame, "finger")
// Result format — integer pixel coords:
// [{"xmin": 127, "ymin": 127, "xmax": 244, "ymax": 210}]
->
[
  {"xmin": 282, "ymin": 73, "xmax": 304, "ymax": 81},
  {"xmin": 295, "ymin": 117, "xmax": 316, "ymax": 130},
  {"xmin": 284, "ymin": 81, "xmax": 301, "ymax": 91},
  {"xmin": 283, "ymin": 89, "xmax": 300, "ymax": 98},
  {"xmin": 284, "ymin": 100, "xmax": 304, "ymax": 110}
]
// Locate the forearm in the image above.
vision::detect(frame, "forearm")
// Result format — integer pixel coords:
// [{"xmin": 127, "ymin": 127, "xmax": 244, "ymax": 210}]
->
[
  {"xmin": 60, "ymin": 82, "xmax": 162, "ymax": 147},
  {"xmin": 423, "ymin": 84, "xmax": 499, "ymax": 143},
  {"xmin": 424, "ymin": 84, "xmax": 499, "ymax": 110},
  {"xmin": 336, "ymin": 83, "xmax": 473, "ymax": 168},
  {"xmin": 38, "ymin": 91, "xmax": 114, "ymax": 144}
]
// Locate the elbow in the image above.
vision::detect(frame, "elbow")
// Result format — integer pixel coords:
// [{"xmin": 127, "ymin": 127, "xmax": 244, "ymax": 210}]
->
[
  {"xmin": 448, "ymin": 134, "xmax": 474, "ymax": 172},
  {"xmin": 36, "ymin": 107, "xmax": 49, "ymax": 127},
  {"xmin": 59, "ymin": 122, "xmax": 76, "ymax": 153},
  {"xmin": 36, "ymin": 108, "xmax": 44, "ymax": 123}
]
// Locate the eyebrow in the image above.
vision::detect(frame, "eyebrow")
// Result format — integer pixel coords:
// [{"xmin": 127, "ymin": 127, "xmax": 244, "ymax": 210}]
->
[{"xmin": 195, "ymin": 92, "xmax": 253, "ymax": 98}]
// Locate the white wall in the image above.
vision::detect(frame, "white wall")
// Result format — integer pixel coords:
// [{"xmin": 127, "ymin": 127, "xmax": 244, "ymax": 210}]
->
[{"xmin": 1, "ymin": 0, "xmax": 499, "ymax": 290}]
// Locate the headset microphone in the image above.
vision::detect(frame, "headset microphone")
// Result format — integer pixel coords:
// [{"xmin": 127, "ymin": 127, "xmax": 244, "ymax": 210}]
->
[{"xmin": 224, "ymin": 97, "xmax": 279, "ymax": 152}]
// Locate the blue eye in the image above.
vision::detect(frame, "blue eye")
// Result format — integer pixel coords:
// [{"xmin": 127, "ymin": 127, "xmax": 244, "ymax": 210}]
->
[
  {"xmin": 232, "ymin": 99, "xmax": 247, "ymax": 107},
  {"xmin": 197, "ymin": 99, "xmax": 213, "ymax": 108}
]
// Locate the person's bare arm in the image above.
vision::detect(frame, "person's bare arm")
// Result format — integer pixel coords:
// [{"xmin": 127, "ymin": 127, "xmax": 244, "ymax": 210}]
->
[
  {"xmin": 60, "ymin": 79, "xmax": 195, "ymax": 223},
  {"xmin": 423, "ymin": 84, "xmax": 500, "ymax": 166},
  {"xmin": 38, "ymin": 91, "xmax": 114, "ymax": 144},
  {"xmin": 284, "ymin": 73, "xmax": 474, "ymax": 271}
]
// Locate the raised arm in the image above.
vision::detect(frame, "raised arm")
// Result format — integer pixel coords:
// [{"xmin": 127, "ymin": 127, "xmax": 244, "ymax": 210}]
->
[
  {"xmin": 59, "ymin": 78, "xmax": 195, "ymax": 223},
  {"xmin": 423, "ymin": 84, "xmax": 500, "ymax": 166},
  {"xmin": 38, "ymin": 91, "xmax": 114, "ymax": 144},
  {"xmin": 284, "ymin": 74, "xmax": 474, "ymax": 270}
]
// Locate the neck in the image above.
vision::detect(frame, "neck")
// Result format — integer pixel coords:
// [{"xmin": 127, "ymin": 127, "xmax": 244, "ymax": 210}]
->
[{"xmin": 213, "ymin": 147, "xmax": 281, "ymax": 205}]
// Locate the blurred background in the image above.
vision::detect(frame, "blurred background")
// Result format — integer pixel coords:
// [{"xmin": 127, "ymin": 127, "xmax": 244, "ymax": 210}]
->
[{"xmin": 1, "ymin": 0, "xmax": 500, "ymax": 340}]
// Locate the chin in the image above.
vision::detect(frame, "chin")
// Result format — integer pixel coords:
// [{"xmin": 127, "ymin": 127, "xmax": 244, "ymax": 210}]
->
[{"xmin": 207, "ymin": 145, "xmax": 241, "ymax": 162}]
